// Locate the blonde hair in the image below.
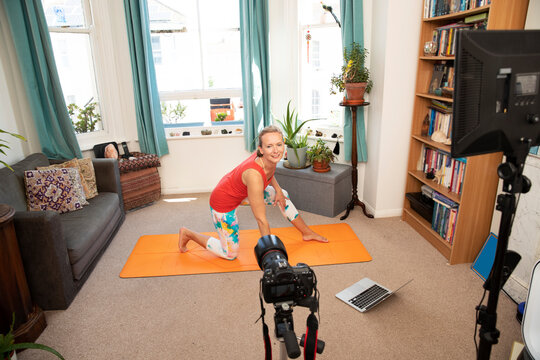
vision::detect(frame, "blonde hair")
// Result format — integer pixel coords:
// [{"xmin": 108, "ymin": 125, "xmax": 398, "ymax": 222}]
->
[{"xmin": 257, "ymin": 125, "xmax": 283, "ymax": 157}]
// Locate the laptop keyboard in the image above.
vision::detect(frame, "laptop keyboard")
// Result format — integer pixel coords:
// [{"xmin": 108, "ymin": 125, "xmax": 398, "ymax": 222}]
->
[{"xmin": 349, "ymin": 284, "xmax": 389, "ymax": 310}]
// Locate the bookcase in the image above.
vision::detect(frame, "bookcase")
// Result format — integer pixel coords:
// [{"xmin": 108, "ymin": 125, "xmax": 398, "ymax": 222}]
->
[{"xmin": 402, "ymin": 0, "xmax": 530, "ymax": 264}]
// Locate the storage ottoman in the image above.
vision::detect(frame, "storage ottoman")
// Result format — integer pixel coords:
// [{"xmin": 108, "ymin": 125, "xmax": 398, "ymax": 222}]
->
[
  {"xmin": 118, "ymin": 153, "xmax": 161, "ymax": 210},
  {"xmin": 274, "ymin": 162, "xmax": 352, "ymax": 217}
]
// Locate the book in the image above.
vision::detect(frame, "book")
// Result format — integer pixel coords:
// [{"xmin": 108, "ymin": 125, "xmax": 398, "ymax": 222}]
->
[
  {"xmin": 431, "ymin": 190, "xmax": 459, "ymax": 243},
  {"xmin": 427, "ymin": 107, "xmax": 453, "ymax": 138},
  {"xmin": 433, "ymin": 190, "xmax": 458, "ymax": 208},
  {"xmin": 464, "ymin": 12, "xmax": 488, "ymax": 24},
  {"xmin": 419, "ymin": 147, "xmax": 466, "ymax": 194},
  {"xmin": 433, "ymin": 23, "xmax": 472, "ymax": 56},
  {"xmin": 431, "ymin": 99, "xmax": 452, "ymax": 112}
]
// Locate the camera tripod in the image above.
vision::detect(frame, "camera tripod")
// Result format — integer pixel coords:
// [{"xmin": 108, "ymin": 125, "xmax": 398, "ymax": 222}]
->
[{"xmin": 273, "ymin": 299, "xmax": 325, "ymax": 359}]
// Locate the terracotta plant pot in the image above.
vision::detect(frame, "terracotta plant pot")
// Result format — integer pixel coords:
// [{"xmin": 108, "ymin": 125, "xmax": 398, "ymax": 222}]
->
[
  {"xmin": 312, "ymin": 160, "xmax": 330, "ymax": 173},
  {"xmin": 345, "ymin": 82, "xmax": 368, "ymax": 102},
  {"xmin": 4, "ymin": 351, "xmax": 17, "ymax": 360}
]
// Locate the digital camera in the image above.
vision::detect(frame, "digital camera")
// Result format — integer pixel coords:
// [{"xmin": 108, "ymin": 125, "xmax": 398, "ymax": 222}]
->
[{"xmin": 254, "ymin": 235, "xmax": 315, "ymax": 304}]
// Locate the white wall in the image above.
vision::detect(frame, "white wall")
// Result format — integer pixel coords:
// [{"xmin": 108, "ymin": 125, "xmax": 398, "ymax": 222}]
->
[
  {"xmin": 492, "ymin": 0, "xmax": 540, "ymax": 303},
  {"xmin": 363, "ymin": 0, "xmax": 422, "ymax": 217},
  {"xmin": 498, "ymin": 156, "xmax": 540, "ymax": 303},
  {"xmin": 160, "ymin": 135, "xmax": 250, "ymax": 194}
]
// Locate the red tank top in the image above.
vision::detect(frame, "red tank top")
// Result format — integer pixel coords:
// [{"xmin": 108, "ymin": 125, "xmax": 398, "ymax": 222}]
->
[{"xmin": 209, "ymin": 153, "xmax": 274, "ymax": 213}]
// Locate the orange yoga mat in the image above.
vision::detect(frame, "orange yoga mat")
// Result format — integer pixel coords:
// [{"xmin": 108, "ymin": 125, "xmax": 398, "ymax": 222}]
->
[{"xmin": 119, "ymin": 223, "xmax": 371, "ymax": 278}]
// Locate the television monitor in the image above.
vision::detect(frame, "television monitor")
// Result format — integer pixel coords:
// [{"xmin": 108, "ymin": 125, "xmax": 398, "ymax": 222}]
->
[{"xmin": 451, "ymin": 30, "xmax": 540, "ymax": 158}]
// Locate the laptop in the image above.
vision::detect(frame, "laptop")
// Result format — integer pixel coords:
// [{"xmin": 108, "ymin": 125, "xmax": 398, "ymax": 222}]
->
[{"xmin": 336, "ymin": 278, "xmax": 413, "ymax": 313}]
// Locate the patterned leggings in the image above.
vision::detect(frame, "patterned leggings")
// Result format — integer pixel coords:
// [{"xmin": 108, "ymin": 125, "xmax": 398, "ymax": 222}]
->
[{"xmin": 207, "ymin": 186, "xmax": 299, "ymax": 260}]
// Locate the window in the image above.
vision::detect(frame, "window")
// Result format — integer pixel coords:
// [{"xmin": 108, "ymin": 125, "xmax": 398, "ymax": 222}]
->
[
  {"xmin": 299, "ymin": 0, "xmax": 343, "ymax": 128},
  {"xmin": 42, "ymin": 0, "xmax": 103, "ymax": 135},
  {"xmin": 147, "ymin": 0, "xmax": 243, "ymax": 127}
]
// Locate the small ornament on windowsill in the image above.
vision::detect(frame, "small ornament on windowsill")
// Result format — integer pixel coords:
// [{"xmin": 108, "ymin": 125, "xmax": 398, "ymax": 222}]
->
[{"xmin": 306, "ymin": 29, "xmax": 311, "ymax": 63}]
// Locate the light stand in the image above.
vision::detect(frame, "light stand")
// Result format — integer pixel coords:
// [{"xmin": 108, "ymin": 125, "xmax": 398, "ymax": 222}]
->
[{"xmin": 476, "ymin": 147, "xmax": 531, "ymax": 360}]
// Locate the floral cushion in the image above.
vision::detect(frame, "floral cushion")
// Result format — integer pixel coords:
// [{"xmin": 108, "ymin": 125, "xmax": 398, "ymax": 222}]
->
[
  {"xmin": 77, "ymin": 158, "xmax": 98, "ymax": 199},
  {"xmin": 24, "ymin": 169, "xmax": 84, "ymax": 213}
]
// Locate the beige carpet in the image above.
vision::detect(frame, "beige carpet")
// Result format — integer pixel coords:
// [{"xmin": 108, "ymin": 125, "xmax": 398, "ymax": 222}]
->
[{"xmin": 18, "ymin": 193, "xmax": 522, "ymax": 359}]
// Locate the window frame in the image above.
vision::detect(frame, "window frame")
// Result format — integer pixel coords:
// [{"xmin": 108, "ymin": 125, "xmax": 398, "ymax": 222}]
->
[
  {"xmin": 148, "ymin": 0, "xmax": 243, "ymax": 129},
  {"xmin": 45, "ymin": 0, "xmax": 107, "ymax": 140},
  {"xmin": 41, "ymin": 0, "xmax": 139, "ymax": 151},
  {"xmin": 297, "ymin": 2, "xmax": 344, "ymax": 131}
]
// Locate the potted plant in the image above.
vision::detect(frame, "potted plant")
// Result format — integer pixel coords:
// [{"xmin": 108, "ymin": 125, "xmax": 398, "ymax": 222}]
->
[
  {"xmin": 307, "ymin": 138, "xmax": 336, "ymax": 173},
  {"xmin": 276, "ymin": 100, "xmax": 316, "ymax": 168},
  {"xmin": 330, "ymin": 42, "xmax": 373, "ymax": 102},
  {"xmin": 1, "ymin": 315, "xmax": 64, "ymax": 360},
  {"xmin": 67, "ymin": 98, "xmax": 102, "ymax": 134},
  {"xmin": 1, "ymin": 129, "xmax": 26, "ymax": 171},
  {"xmin": 213, "ymin": 112, "xmax": 227, "ymax": 122},
  {"xmin": 161, "ymin": 101, "xmax": 187, "ymax": 123}
]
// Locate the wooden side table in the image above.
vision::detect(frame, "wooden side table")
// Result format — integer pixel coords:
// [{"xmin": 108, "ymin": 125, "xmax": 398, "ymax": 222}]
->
[
  {"xmin": 339, "ymin": 101, "xmax": 374, "ymax": 220},
  {"xmin": 0, "ymin": 204, "xmax": 46, "ymax": 343}
]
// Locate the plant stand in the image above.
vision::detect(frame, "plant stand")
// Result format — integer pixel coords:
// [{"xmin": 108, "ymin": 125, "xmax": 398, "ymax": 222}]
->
[{"xmin": 339, "ymin": 101, "xmax": 374, "ymax": 220}]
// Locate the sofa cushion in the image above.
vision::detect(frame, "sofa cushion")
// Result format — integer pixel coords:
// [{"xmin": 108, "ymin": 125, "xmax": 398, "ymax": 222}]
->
[
  {"xmin": 61, "ymin": 192, "xmax": 120, "ymax": 271},
  {"xmin": 63, "ymin": 168, "xmax": 88, "ymax": 206},
  {"xmin": 0, "ymin": 153, "xmax": 49, "ymax": 212},
  {"xmin": 37, "ymin": 166, "xmax": 88, "ymax": 206},
  {"xmin": 77, "ymin": 158, "xmax": 99, "ymax": 199},
  {"xmin": 37, "ymin": 158, "xmax": 91, "ymax": 198},
  {"xmin": 0, "ymin": 167, "xmax": 28, "ymax": 211},
  {"xmin": 24, "ymin": 169, "xmax": 85, "ymax": 213},
  {"xmin": 11, "ymin": 153, "xmax": 50, "ymax": 174}
]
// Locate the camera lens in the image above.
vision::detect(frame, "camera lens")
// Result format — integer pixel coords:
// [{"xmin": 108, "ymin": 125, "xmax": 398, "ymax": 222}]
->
[{"xmin": 254, "ymin": 235, "xmax": 288, "ymax": 270}]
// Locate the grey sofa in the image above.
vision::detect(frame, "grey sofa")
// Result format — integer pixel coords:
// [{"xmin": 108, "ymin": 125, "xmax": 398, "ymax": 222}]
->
[{"xmin": 0, "ymin": 153, "xmax": 125, "ymax": 310}]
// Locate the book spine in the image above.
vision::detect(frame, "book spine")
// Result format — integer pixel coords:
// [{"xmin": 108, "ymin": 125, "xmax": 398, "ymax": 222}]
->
[
  {"xmin": 433, "ymin": 191, "xmax": 458, "ymax": 208},
  {"xmin": 431, "ymin": 190, "xmax": 460, "ymax": 242}
]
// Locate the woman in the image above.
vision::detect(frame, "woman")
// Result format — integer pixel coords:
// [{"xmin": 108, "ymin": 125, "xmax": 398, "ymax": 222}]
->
[{"xmin": 179, "ymin": 125, "xmax": 327, "ymax": 260}]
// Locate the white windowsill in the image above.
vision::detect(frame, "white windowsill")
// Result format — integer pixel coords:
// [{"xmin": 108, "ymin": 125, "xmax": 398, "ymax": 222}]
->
[{"xmin": 167, "ymin": 133, "xmax": 244, "ymax": 140}]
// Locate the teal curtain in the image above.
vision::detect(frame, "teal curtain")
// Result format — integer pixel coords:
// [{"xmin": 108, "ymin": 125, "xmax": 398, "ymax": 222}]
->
[
  {"xmin": 3, "ymin": 0, "xmax": 82, "ymax": 160},
  {"xmin": 239, "ymin": 0, "xmax": 271, "ymax": 152},
  {"xmin": 341, "ymin": 0, "xmax": 367, "ymax": 162},
  {"xmin": 124, "ymin": 0, "xmax": 168, "ymax": 157}
]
